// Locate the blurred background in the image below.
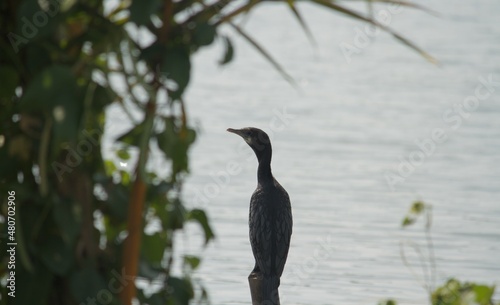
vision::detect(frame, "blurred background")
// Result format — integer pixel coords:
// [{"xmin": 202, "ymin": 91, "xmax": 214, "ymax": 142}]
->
[
  {"xmin": 110, "ymin": 0, "xmax": 498, "ymax": 304},
  {"xmin": 1, "ymin": 0, "xmax": 499, "ymax": 304}
]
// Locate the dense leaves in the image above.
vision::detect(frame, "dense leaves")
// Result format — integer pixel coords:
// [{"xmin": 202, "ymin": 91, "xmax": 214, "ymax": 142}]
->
[
  {"xmin": 379, "ymin": 279, "xmax": 499, "ymax": 305},
  {"xmin": 378, "ymin": 204, "xmax": 499, "ymax": 305},
  {"xmin": 1, "ymin": 0, "xmax": 440, "ymax": 304},
  {"xmin": 432, "ymin": 279, "xmax": 497, "ymax": 305},
  {"xmin": 0, "ymin": 0, "xmax": 217, "ymax": 304}
]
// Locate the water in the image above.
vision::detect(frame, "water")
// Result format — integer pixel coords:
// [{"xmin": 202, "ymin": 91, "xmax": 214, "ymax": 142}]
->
[{"xmin": 108, "ymin": 0, "xmax": 500, "ymax": 304}]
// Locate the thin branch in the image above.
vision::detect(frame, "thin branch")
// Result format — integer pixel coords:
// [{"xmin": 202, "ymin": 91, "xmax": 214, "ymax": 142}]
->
[
  {"xmin": 159, "ymin": 0, "xmax": 173, "ymax": 43},
  {"xmin": 425, "ymin": 207, "xmax": 436, "ymax": 293},
  {"xmin": 229, "ymin": 22, "xmax": 297, "ymax": 87},
  {"xmin": 400, "ymin": 240, "xmax": 431, "ymax": 293}
]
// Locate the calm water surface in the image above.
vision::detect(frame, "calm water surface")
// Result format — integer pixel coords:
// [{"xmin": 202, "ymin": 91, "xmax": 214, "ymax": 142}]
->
[{"xmin": 108, "ymin": 0, "xmax": 500, "ymax": 304}]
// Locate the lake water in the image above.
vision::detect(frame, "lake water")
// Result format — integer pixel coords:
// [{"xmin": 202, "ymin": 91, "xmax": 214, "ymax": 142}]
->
[{"xmin": 108, "ymin": 0, "xmax": 500, "ymax": 304}]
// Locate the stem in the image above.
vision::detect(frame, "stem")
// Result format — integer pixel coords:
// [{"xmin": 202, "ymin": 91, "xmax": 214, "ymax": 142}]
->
[
  {"xmin": 38, "ymin": 118, "xmax": 52, "ymax": 197},
  {"xmin": 159, "ymin": 0, "xmax": 173, "ymax": 44},
  {"xmin": 119, "ymin": 170, "xmax": 147, "ymax": 305},
  {"xmin": 426, "ymin": 207, "xmax": 436, "ymax": 295},
  {"xmin": 119, "ymin": 101, "xmax": 155, "ymax": 305}
]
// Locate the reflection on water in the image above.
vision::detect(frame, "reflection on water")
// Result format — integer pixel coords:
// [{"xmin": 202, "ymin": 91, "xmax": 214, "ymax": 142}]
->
[{"xmin": 108, "ymin": 0, "xmax": 500, "ymax": 304}]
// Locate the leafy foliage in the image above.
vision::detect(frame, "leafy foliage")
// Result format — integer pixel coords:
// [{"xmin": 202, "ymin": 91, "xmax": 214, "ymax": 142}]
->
[
  {"xmin": 0, "ymin": 0, "xmax": 437, "ymax": 304},
  {"xmin": 432, "ymin": 279, "xmax": 498, "ymax": 305},
  {"xmin": 402, "ymin": 201, "xmax": 427, "ymax": 227},
  {"xmin": 377, "ymin": 203, "xmax": 499, "ymax": 305}
]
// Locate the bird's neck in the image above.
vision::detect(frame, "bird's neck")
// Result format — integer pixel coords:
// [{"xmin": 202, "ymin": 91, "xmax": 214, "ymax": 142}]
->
[{"xmin": 256, "ymin": 147, "xmax": 273, "ymax": 184}]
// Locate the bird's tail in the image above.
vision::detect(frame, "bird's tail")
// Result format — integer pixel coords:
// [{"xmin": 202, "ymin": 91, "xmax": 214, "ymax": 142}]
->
[{"xmin": 262, "ymin": 275, "xmax": 280, "ymax": 305}]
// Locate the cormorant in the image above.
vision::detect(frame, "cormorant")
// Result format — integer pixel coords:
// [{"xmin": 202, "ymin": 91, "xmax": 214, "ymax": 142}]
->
[{"xmin": 227, "ymin": 127, "xmax": 293, "ymax": 305}]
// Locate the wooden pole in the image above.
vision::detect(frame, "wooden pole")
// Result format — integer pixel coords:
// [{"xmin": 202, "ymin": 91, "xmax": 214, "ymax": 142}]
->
[
  {"xmin": 248, "ymin": 271, "xmax": 263, "ymax": 305},
  {"xmin": 248, "ymin": 271, "xmax": 281, "ymax": 305}
]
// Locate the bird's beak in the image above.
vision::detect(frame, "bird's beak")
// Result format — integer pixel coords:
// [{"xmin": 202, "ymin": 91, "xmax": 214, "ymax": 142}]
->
[{"xmin": 227, "ymin": 128, "xmax": 243, "ymax": 137}]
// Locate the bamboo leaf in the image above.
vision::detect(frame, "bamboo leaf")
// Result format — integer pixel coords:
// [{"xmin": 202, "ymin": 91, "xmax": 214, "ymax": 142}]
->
[
  {"xmin": 215, "ymin": 0, "xmax": 261, "ymax": 26},
  {"xmin": 310, "ymin": 0, "xmax": 437, "ymax": 64},
  {"xmin": 183, "ymin": 0, "xmax": 234, "ymax": 25},
  {"xmin": 229, "ymin": 22, "xmax": 297, "ymax": 87},
  {"xmin": 219, "ymin": 35, "xmax": 234, "ymax": 65},
  {"xmin": 287, "ymin": 0, "xmax": 317, "ymax": 46},
  {"xmin": 187, "ymin": 209, "xmax": 215, "ymax": 245},
  {"xmin": 347, "ymin": 0, "xmax": 439, "ymax": 16}
]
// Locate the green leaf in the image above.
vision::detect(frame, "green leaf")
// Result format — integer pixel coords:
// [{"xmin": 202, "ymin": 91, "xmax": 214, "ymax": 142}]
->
[
  {"xmin": 116, "ymin": 122, "xmax": 146, "ymax": 146},
  {"xmin": 16, "ymin": 259, "xmax": 53, "ymax": 305},
  {"xmin": 430, "ymin": 278, "xmax": 497, "ymax": 305},
  {"xmin": 40, "ymin": 235, "xmax": 73, "ymax": 275},
  {"xmin": 142, "ymin": 233, "xmax": 165, "ymax": 264},
  {"xmin": 16, "ymin": 0, "xmax": 42, "ymax": 35},
  {"xmin": 401, "ymin": 216, "xmax": 415, "ymax": 227},
  {"xmin": 410, "ymin": 201, "xmax": 425, "ymax": 214},
  {"xmin": 106, "ymin": 183, "xmax": 129, "ymax": 221},
  {"xmin": 473, "ymin": 285, "xmax": 495, "ymax": 305},
  {"xmin": 187, "ymin": 209, "xmax": 215, "ymax": 245},
  {"xmin": 103, "ymin": 215, "xmax": 127, "ymax": 244},
  {"xmin": 219, "ymin": 36, "xmax": 234, "ymax": 65},
  {"xmin": 0, "ymin": 66, "xmax": 19, "ymax": 99},
  {"xmin": 138, "ymin": 289, "xmax": 166, "ymax": 305},
  {"xmin": 140, "ymin": 42, "xmax": 165, "ymax": 63},
  {"xmin": 402, "ymin": 201, "xmax": 427, "ymax": 227},
  {"xmin": 184, "ymin": 255, "xmax": 201, "ymax": 270},
  {"xmin": 193, "ymin": 22, "xmax": 217, "ymax": 47},
  {"xmin": 147, "ymin": 181, "xmax": 172, "ymax": 201},
  {"xmin": 104, "ymin": 159, "xmax": 117, "ymax": 175},
  {"xmin": 26, "ymin": 44, "xmax": 52, "ymax": 75},
  {"xmin": 117, "ymin": 148, "xmax": 130, "ymax": 160},
  {"xmin": 92, "ymin": 84, "xmax": 116, "ymax": 112},
  {"xmin": 200, "ymin": 286, "xmax": 209, "ymax": 304},
  {"xmin": 161, "ymin": 46, "xmax": 191, "ymax": 100},
  {"xmin": 166, "ymin": 277, "xmax": 194, "ymax": 305},
  {"xmin": 129, "ymin": 0, "xmax": 162, "ymax": 25},
  {"xmin": 19, "ymin": 65, "xmax": 76, "ymax": 112},
  {"xmin": 120, "ymin": 170, "xmax": 131, "ymax": 185},
  {"xmin": 140, "ymin": 43, "xmax": 192, "ymax": 99},
  {"xmin": 53, "ymin": 198, "xmax": 81, "ymax": 244},
  {"xmin": 156, "ymin": 119, "xmax": 197, "ymax": 173},
  {"xmin": 166, "ymin": 199, "xmax": 187, "ymax": 230},
  {"xmin": 138, "ymin": 259, "xmax": 164, "ymax": 279},
  {"xmin": 70, "ymin": 267, "xmax": 107, "ymax": 304},
  {"xmin": 19, "ymin": 65, "xmax": 80, "ymax": 151}
]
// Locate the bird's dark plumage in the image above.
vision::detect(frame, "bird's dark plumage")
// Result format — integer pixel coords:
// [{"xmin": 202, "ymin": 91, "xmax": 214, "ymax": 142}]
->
[{"xmin": 227, "ymin": 127, "xmax": 293, "ymax": 305}]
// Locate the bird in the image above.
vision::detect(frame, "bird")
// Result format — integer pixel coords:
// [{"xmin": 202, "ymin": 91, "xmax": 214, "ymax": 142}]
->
[{"xmin": 227, "ymin": 127, "xmax": 292, "ymax": 305}]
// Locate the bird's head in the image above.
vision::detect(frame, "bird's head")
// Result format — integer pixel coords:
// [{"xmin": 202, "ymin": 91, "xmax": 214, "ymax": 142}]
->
[{"xmin": 227, "ymin": 127, "xmax": 271, "ymax": 156}]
